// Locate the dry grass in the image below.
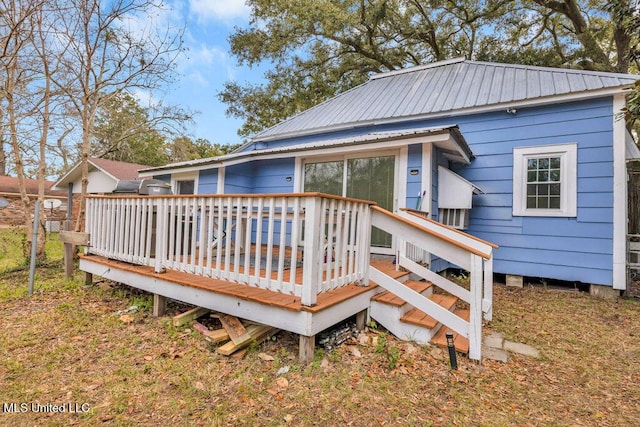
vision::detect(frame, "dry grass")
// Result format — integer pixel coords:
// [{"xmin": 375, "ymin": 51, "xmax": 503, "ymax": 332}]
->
[{"xmin": 1, "ymin": 242, "xmax": 639, "ymax": 425}]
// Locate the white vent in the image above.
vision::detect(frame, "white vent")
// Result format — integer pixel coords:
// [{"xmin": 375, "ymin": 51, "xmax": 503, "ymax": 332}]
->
[{"xmin": 439, "ymin": 208, "xmax": 469, "ymax": 229}]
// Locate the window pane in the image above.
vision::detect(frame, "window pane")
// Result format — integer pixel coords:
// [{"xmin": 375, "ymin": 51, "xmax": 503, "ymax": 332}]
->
[
  {"xmin": 527, "ymin": 159, "xmax": 537, "ymax": 170},
  {"xmin": 550, "ymin": 169, "xmax": 560, "ymax": 181},
  {"xmin": 527, "ymin": 171, "xmax": 537, "ymax": 182},
  {"xmin": 538, "ymin": 197, "xmax": 549, "ymax": 209},
  {"xmin": 538, "ymin": 170, "xmax": 549, "ymax": 182},
  {"xmin": 549, "ymin": 197, "xmax": 560, "ymax": 209},
  {"xmin": 304, "ymin": 161, "xmax": 344, "ymax": 196},
  {"xmin": 527, "ymin": 196, "xmax": 537, "ymax": 208},
  {"xmin": 539, "ymin": 158, "xmax": 549, "ymax": 169},
  {"xmin": 527, "ymin": 184, "xmax": 536, "ymax": 195},
  {"xmin": 550, "ymin": 157, "xmax": 561, "ymax": 168},
  {"xmin": 177, "ymin": 180, "xmax": 195, "ymax": 195},
  {"xmin": 550, "ymin": 183, "xmax": 560, "ymax": 196},
  {"xmin": 539, "ymin": 184, "xmax": 549, "ymax": 196}
]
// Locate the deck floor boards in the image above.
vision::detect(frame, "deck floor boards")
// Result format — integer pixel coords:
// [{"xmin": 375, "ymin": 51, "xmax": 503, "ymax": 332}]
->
[{"xmin": 79, "ymin": 254, "xmax": 399, "ymax": 314}]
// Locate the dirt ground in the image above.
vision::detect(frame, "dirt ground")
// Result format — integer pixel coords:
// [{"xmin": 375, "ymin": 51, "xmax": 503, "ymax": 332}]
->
[{"xmin": 1, "ymin": 267, "xmax": 640, "ymax": 426}]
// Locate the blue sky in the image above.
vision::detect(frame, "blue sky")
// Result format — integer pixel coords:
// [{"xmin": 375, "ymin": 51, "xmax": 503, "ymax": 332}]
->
[{"xmin": 148, "ymin": 0, "xmax": 264, "ymax": 147}]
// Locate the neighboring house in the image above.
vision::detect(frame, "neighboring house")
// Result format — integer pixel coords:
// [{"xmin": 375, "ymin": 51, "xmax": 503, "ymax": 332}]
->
[
  {"xmin": 52, "ymin": 157, "xmax": 150, "ymax": 194},
  {"xmin": 78, "ymin": 59, "xmax": 640, "ymax": 361},
  {"xmin": 0, "ymin": 176, "xmax": 67, "ymax": 227}
]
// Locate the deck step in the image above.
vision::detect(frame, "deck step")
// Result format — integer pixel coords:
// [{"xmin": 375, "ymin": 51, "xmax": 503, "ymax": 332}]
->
[
  {"xmin": 429, "ymin": 308, "xmax": 470, "ymax": 354},
  {"xmin": 370, "ymin": 280, "xmax": 433, "ymax": 306},
  {"xmin": 399, "ymin": 294, "xmax": 458, "ymax": 329}
]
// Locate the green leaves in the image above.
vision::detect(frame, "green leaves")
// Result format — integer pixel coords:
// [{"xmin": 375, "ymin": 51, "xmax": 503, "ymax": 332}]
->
[{"xmin": 221, "ymin": 0, "xmax": 640, "ymax": 138}]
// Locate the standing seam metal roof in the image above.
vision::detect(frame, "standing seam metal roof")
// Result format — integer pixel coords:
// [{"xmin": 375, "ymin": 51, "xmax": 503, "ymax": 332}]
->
[{"xmin": 253, "ymin": 58, "xmax": 639, "ymax": 142}]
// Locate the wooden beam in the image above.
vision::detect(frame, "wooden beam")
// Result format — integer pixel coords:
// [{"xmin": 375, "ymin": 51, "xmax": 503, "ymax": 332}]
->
[
  {"xmin": 84, "ymin": 272, "xmax": 93, "ymax": 286},
  {"xmin": 299, "ymin": 334, "xmax": 315, "ymax": 364},
  {"xmin": 172, "ymin": 307, "xmax": 210, "ymax": 327},
  {"xmin": 217, "ymin": 324, "xmax": 277, "ymax": 356},
  {"xmin": 219, "ymin": 314, "xmax": 251, "ymax": 345},
  {"xmin": 355, "ymin": 309, "xmax": 367, "ymax": 331},
  {"xmin": 152, "ymin": 294, "xmax": 166, "ymax": 317}
]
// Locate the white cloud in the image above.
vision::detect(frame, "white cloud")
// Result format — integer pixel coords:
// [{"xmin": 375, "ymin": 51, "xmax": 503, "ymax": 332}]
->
[{"xmin": 189, "ymin": 0, "xmax": 250, "ymax": 23}]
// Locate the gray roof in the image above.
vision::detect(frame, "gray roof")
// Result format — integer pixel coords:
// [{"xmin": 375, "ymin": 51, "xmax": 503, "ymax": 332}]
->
[
  {"xmin": 140, "ymin": 125, "xmax": 471, "ymax": 175},
  {"xmin": 254, "ymin": 58, "xmax": 639, "ymax": 142}
]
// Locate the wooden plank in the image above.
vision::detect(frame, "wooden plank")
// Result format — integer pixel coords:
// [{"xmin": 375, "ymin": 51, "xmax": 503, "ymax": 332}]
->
[
  {"xmin": 192, "ymin": 322, "xmax": 230, "ymax": 344},
  {"xmin": 217, "ymin": 324, "xmax": 277, "ymax": 356},
  {"xmin": 172, "ymin": 307, "xmax": 210, "ymax": 327},
  {"xmin": 60, "ymin": 231, "xmax": 90, "ymax": 245},
  {"xmin": 219, "ymin": 314, "xmax": 251, "ymax": 345}
]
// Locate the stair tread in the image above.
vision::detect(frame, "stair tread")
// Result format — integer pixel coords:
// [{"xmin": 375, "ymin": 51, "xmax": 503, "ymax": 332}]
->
[
  {"xmin": 371, "ymin": 280, "xmax": 433, "ymax": 306},
  {"xmin": 399, "ymin": 294, "xmax": 460, "ymax": 329},
  {"xmin": 429, "ymin": 309, "xmax": 471, "ymax": 354}
]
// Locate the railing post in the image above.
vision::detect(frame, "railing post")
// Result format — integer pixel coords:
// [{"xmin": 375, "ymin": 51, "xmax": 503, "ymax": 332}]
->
[
  {"xmin": 154, "ymin": 198, "xmax": 167, "ymax": 273},
  {"xmin": 302, "ymin": 196, "xmax": 322, "ymax": 306},
  {"xmin": 483, "ymin": 256, "xmax": 493, "ymax": 321},
  {"xmin": 469, "ymin": 253, "xmax": 483, "ymax": 361}
]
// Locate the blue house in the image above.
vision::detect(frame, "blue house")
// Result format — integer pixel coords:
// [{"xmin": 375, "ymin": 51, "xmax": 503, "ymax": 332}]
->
[{"xmin": 79, "ymin": 59, "xmax": 639, "ymax": 361}]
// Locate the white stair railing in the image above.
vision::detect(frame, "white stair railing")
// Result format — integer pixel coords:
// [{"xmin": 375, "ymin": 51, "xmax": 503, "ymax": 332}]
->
[{"xmin": 370, "ymin": 206, "xmax": 496, "ymax": 360}]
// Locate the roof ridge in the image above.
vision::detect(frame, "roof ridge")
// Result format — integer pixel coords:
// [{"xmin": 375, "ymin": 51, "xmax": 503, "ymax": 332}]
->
[
  {"xmin": 370, "ymin": 57, "xmax": 466, "ymax": 80},
  {"xmin": 466, "ymin": 59, "xmax": 640, "ymax": 80}
]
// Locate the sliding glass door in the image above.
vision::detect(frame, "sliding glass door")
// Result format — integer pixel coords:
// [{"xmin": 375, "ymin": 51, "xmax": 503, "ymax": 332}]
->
[{"xmin": 304, "ymin": 155, "xmax": 396, "ymax": 249}]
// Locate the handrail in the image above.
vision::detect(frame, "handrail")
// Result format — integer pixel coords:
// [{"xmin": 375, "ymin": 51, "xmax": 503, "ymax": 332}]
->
[
  {"xmin": 372, "ymin": 206, "xmax": 494, "ymax": 260},
  {"xmin": 370, "ymin": 205, "xmax": 496, "ymax": 360},
  {"xmin": 400, "ymin": 207, "xmax": 499, "ymax": 249},
  {"xmin": 86, "ymin": 192, "xmax": 379, "ymax": 205}
]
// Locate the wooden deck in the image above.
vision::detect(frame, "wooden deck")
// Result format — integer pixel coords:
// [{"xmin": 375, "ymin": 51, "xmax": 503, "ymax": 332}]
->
[{"xmin": 80, "ymin": 255, "xmax": 404, "ymax": 314}]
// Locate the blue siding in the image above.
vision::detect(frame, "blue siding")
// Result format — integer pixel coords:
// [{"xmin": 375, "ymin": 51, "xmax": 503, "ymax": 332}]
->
[
  {"xmin": 203, "ymin": 97, "xmax": 617, "ymax": 286},
  {"xmin": 224, "ymin": 163, "xmax": 253, "ymax": 194},
  {"xmin": 406, "ymin": 144, "xmax": 423, "ymax": 209},
  {"xmin": 198, "ymin": 168, "xmax": 218, "ymax": 195},
  {"xmin": 252, "ymin": 159, "xmax": 295, "ymax": 194},
  {"xmin": 445, "ymin": 97, "xmax": 614, "ymax": 285}
]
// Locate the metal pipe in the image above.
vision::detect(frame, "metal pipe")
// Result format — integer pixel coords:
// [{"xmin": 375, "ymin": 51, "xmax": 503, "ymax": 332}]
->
[
  {"xmin": 28, "ymin": 200, "xmax": 41, "ymax": 296},
  {"xmin": 446, "ymin": 332, "xmax": 458, "ymax": 370}
]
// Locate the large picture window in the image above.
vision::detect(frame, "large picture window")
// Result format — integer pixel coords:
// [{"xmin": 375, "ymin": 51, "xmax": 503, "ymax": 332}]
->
[{"xmin": 513, "ymin": 144, "xmax": 577, "ymax": 217}]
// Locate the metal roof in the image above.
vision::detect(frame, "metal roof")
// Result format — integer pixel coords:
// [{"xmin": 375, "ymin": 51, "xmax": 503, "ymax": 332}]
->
[
  {"xmin": 139, "ymin": 125, "xmax": 471, "ymax": 175},
  {"xmin": 253, "ymin": 58, "xmax": 639, "ymax": 142}
]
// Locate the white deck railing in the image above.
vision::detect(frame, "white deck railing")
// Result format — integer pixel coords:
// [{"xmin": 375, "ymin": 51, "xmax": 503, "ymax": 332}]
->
[
  {"xmin": 85, "ymin": 193, "xmax": 373, "ymax": 306},
  {"xmin": 370, "ymin": 206, "xmax": 496, "ymax": 361}
]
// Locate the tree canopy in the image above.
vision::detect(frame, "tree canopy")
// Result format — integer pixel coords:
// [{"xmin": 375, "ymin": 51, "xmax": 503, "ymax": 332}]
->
[{"xmin": 220, "ymin": 0, "xmax": 640, "ymax": 138}]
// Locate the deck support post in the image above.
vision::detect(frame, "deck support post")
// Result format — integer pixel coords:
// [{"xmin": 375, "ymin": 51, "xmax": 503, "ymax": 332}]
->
[
  {"xmin": 356, "ymin": 308, "xmax": 367, "ymax": 330},
  {"xmin": 84, "ymin": 271, "xmax": 93, "ymax": 286},
  {"xmin": 63, "ymin": 220, "xmax": 74, "ymax": 278},
  {"xmin": 299, "ymin": 334, "xmax": 315, "ymax": 364},
  {"xmin": 153, "ymin": 294, "xmax": 167, "ymax": 317}
]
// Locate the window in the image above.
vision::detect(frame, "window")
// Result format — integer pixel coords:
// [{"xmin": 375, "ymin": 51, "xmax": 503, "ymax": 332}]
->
[
  {"xmin": 513, "ymin": 144, "xmax": 577, "ymax": 217},
  {"xmin": 171, "ymin": 172, "xmax": 198, "ymax": 195}
]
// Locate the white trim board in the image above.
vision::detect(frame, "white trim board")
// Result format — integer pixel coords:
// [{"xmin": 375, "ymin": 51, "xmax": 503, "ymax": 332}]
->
[{"xmin": 612, "ymin": 94, "xmax": 627, "ymax": 290}]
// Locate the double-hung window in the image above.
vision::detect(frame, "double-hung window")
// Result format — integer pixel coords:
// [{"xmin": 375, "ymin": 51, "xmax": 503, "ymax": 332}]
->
[{"xmin": 513, "ymin": 143, "xmax": 577, "ymax": 217}]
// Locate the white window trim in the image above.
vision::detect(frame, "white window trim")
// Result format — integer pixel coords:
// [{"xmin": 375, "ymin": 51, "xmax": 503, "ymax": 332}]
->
[
  {"xmin": 513, "ymin": 143, "xmax": 577, "ymax": 217},
  {"xmin": 171, "ymin": 171, "xmax": 199, "ymax": 195}
]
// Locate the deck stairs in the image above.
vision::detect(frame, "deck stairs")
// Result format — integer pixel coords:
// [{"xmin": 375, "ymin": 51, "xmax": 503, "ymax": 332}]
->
[{"xmin": 369, "ymin": 260, "xmax": 470, "ymax": 354}]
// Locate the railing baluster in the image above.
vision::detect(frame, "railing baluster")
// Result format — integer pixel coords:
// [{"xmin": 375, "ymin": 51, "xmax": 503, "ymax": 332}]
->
[
  {"xmin": 325, "ymin": 198, "xmax": 336, "ymax": 292},
  {"xmin": 277, "ymin": 197, "xmax": 287, "ymax": 291},
  {"xmin": 223, "ymin": 196, "xmax": 233, "ymax": 280},
  {"xmin": 302, "ymin": 196, "xmax": 321, "ymax": 306},
  {"xmin": 264, "ymin": 198, "xmax": 275, "ymax": 290},
  {"xmin": 289, "ymin": 197, "xmax": 301, "ymax": 291},
  {"xmin": 243, "ymin": 197, "xmax": 253, "ymax": 284},
  {"xmin": 205, "ymin": 198, "xmax": 215, "ymax": 277},
  {"xmin": 254, "ymin": 198, "xmax": 264, "ymax": 287},
  {"xmin": 233, "ymin": 197, "xmax": 243, "ymax": 283},
  {"xmin": 215, "ymin": 197, "xmax": 223, "ymax": 278},
  {"xmin": 334, "ymin": 199, "xmax": 345, "ymax": 287}
]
